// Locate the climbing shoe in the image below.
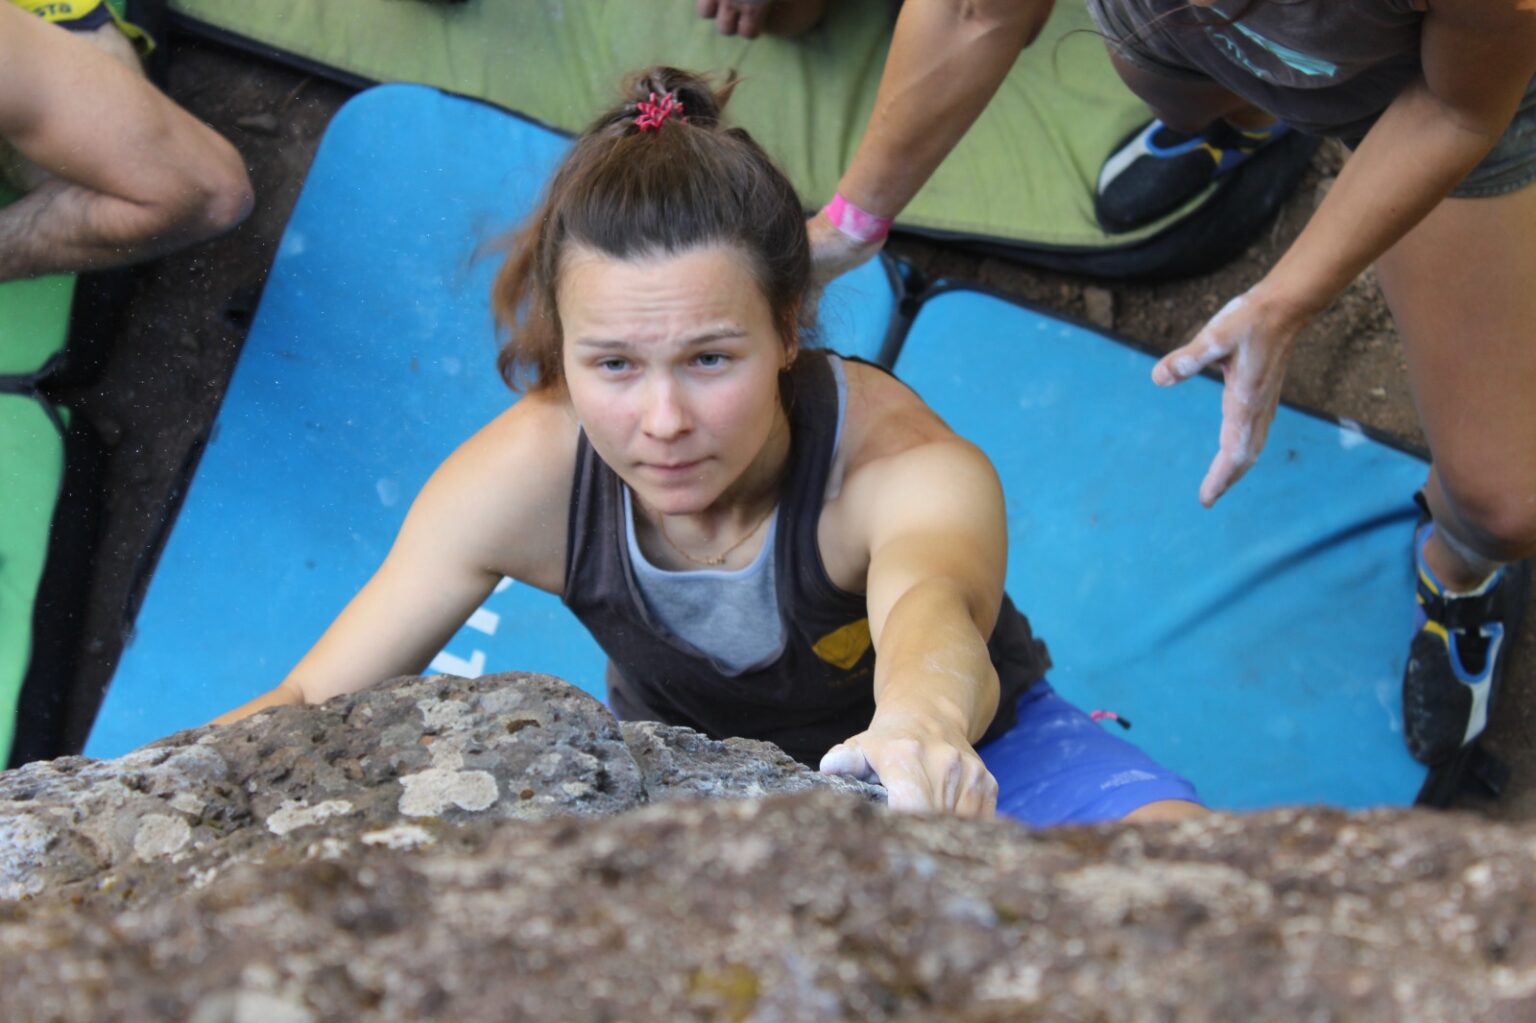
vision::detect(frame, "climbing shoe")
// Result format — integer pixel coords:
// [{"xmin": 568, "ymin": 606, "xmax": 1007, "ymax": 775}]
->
[
  {"xmin": 1402, "ymin": 516, "xmax": 1532, "ymax": 766},
  {"xmin": 1094, "ymin": 118, "xmax": 1290, "ymax": 234}
]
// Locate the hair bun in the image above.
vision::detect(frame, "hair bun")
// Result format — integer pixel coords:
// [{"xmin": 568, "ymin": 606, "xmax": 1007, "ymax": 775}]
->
[{"xmin": 625, "ymin": 67, "xmax": 731, "ymax": 128}]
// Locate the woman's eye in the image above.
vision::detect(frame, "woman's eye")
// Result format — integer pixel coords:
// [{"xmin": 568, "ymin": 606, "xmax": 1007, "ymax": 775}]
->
[
  {"xmin": 598, "ymin": 358, "xmax": 629, "ymax": 373},
  {"xmin": 695, "ymin": 353, "xmax": 728, "ymax": 368}
]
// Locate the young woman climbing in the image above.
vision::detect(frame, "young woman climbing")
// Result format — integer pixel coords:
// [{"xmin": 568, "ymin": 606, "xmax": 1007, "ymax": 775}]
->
[{"xmin": 213, "ymin": 67, "xmax": 1202, "ymax": 825}]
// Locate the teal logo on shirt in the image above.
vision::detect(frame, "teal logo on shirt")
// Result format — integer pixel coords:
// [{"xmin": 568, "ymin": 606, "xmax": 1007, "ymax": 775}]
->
[{"xmin": 1214, "ymin": 23, "xmax": 1339, "ymax": 83}]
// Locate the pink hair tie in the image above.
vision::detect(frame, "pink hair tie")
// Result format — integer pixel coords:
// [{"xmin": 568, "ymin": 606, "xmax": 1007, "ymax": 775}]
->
[
  {"xmin": 635, "ymin": 91, "xmax": 686, "ymax": 132},
  {"xmin": 824, "ymin": 192, "xmax": 893, "ymax": 244},
  {"xmin": 1090, "ymin": 709, "xmax": 1133, "ymax": 730}
]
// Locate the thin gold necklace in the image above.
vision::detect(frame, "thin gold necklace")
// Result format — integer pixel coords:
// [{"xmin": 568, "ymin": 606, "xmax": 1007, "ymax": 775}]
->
[{"xmin": 655, "ymin": 503, "xmax": 776, "ymax": 568}]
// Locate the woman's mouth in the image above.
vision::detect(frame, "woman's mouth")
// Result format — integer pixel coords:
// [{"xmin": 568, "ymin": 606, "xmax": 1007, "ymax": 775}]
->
[{"xmin": 642, "ymin": 459, "xmax": 706, "ymax": 478}]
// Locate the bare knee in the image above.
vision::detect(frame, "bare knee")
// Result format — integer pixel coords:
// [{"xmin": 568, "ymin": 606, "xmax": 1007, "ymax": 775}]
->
[
  {"xmin": 160, "ymin": 136, "xmax": 254, "ymax": 243},
  {"xmin": 1435, "ymin": 479, "xmax": 1536, "ymax": 563},
  {"xmin": 1122, "ymin": 799, "xmax": 1207, "ymax": 823},
  {"xmin": 197, "ymin": 149, "xmax": 255, "ymax": 237}
]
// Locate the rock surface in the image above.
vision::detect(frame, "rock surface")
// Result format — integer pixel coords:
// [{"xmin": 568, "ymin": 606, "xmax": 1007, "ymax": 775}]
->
[
  {"xmin": 5, "ymin": 674, "xmax": 1536, "ymax": 1022},
  {"xmin": 0, "ymin": 674, "xmax": 881, "ymax": 905}
]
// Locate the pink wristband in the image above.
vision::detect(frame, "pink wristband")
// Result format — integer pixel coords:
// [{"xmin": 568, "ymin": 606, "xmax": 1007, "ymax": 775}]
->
[{"xmin": 824, "ymin": 193, "xmax": 892, "ymax": 244}]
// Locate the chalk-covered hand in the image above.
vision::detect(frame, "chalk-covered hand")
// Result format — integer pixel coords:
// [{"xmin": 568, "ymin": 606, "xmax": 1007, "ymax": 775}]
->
[
  {"xmin": 807, "ymin": 207, "xmax": 885, "ymax": 287},
  {"xmin": 820, "ymin": 715, "xmax": 998, "ymax": 818},
  {"xmin": 697, "ymin": 0, "xmax": 773, "ymax": 37},
  {"xmin": 1151, "ymin": 287, "xmax": 1310, "ymax": 506}
]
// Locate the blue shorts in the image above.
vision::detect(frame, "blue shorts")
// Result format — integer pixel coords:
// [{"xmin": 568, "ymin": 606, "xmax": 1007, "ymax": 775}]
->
[{"xmin": 978, "ymin": 679, "xmax": 1201, "ymax": 827}]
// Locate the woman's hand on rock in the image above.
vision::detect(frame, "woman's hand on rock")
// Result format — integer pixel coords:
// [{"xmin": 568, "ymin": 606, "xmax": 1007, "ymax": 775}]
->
[{"xmin": 820, "ymin": 719, "xmax": 998, "ymax": 819}]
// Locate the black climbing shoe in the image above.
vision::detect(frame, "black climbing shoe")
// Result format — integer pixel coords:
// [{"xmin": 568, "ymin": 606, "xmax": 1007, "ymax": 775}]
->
[
  {"xmin": 1402, "ymin": 515, "xmax": 1532, "ymax": 767},
  {"xmin": 1094, "ymin": 118, "xmax": 1290, "ymax": 234}
]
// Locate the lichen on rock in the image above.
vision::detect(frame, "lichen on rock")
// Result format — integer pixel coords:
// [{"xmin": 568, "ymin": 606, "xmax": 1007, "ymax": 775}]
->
[{"xmin": 4, "ymin": 673, "xmax": 1534, "ymax": 1023}]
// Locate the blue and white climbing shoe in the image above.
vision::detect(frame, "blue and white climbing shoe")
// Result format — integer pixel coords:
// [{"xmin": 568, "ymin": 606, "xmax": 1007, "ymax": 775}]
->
[
  {"xmin": 1403, "ymin": 516, "xmax": 1532, "ymax": 766},
  {"xmin": 1094, "ymin": 118, "xmax": 1289, "ymax": 234}
]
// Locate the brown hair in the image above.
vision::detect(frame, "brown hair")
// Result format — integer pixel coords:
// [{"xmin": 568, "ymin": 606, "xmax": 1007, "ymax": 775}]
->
[{"xmin": 492, "ymin": 67, "xmax": 813, "ymax": 394}]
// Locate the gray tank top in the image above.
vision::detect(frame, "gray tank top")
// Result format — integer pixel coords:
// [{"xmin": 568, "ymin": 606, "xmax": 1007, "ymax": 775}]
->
[
  {"xmin": 621, "ymin": 357, "xmax": 852, "ymax": 674},
  {"xmin": 1091, "ymin": 0, "xmax": 1424, "ymax": 138},
  {"xmin": 624, "ymin": 496, "xmax": 785, "ymax": 674}
]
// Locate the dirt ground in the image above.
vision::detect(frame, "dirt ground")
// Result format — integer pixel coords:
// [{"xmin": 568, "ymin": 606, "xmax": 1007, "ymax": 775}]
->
[{"xmin": 49, "ymin": 37, "xmax": 1536, "ymax": 820}]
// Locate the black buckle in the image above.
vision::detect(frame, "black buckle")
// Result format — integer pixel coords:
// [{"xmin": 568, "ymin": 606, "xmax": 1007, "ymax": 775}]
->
[{"xmin": 1417, "ymin": 583, "xmax": 1500, "ymax": 635}]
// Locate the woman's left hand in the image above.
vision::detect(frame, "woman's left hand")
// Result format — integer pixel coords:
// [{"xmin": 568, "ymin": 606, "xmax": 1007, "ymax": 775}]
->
[
  {"xmin": 1151, "ymin": 284, "xmax": 1314, "ymax": 506},
  {"xmin": 820, "ymin": 716, "xmax": 998, "ymax": 819}
]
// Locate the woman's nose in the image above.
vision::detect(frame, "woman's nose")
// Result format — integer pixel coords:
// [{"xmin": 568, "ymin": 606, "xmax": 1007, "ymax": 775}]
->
[{"xmin": 641, "ymin": 377, "xmax": 691, "ymax": 439}]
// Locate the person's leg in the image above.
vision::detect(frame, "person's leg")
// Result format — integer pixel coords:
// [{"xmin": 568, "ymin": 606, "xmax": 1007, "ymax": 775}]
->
[
  {"xmin": 0, "ymin": 22, "xmax": 142, "ymax": 192},
  {"xmin": 1123, "ymin": 798, "xmax": 1208, "ymax": 822},
  {"xmin": 1378, "ymin": 187, "xmax": 1536, "ymax": 579},
  {"xmin": 1375, "ymin": 182, "xmax": 1536, "ymax": 763},
  {"xmin": 0, "ymin": 6, "xmax": 252, "ymax": 282},
  {"xmin": 1094, "ymin": 50, "xmax": 1285, "ymax": 232},
  {"xmin": 978, "ymin": 681, "xmax": 1205, "ymax": 827},
  {"xmin": 1106, "ymin": 51, "xmax": 1274, "ymax": 134}
]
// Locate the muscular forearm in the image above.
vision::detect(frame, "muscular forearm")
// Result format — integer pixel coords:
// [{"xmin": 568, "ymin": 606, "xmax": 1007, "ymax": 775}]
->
[
  {"xmin": 837, "ymin": 0, "xmax": 1052, "ymax": 217},
  {"xmin": 1260, "ymin": 78, "xmax": 1513, "ymax": 317},
  {"xmin": 870, "ymin": 578, "xmax": 1000, "ymax": 744}
]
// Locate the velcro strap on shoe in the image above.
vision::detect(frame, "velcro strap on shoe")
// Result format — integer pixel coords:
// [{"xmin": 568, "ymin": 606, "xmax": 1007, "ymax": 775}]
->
[{"xmin": 1419, "ymin": 587, "xmax": 1501, "ymax": 633}]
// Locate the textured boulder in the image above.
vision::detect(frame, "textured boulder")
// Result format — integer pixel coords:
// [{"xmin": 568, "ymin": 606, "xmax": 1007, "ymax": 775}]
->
[
  {"xmin": 0, "ymin": 673, "xmax": 880, "ymax": 906},
  {"xmin": 621, "ymin": 719, "xmax": 878, "ymax": 802},
  {"xmin": 0, "ymin": 740, "xmax": 242, "ymax": 901},
  {"xmin": 5, "ymin": 673, "xmax": 1536, "ymax": 1023}
]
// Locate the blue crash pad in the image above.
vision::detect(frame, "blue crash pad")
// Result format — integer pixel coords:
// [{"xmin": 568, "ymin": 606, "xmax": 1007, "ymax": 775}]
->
[
  {"xmin": 86, "ymin": 85, "xmax": 899, "ymax": 758},
  {"xmin": 893, "ymin": 287, "xmax": 1428, "ymax": 810},
  {"xmin": 89, "ymin": 83, "xmax": 1429, "ymax": 813}
]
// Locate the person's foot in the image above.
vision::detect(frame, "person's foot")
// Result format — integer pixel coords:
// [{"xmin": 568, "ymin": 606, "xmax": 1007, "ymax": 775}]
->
[
  {"xmin": 1094, "ymin": 119, "xmax": 1290, "ymax": 234},
  {"xmin": 1402, "ymin": 516, "xmax": 1532, "ymax": 766}
]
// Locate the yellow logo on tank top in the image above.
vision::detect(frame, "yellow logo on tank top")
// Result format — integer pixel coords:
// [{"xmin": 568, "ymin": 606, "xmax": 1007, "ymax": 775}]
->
[{"xmin": 812, "ymin": 618, "xmax": 872, "ymax": 670}]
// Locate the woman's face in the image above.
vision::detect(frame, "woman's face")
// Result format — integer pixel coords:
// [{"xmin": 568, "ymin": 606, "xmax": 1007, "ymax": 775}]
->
[{"xmin": 559, "ymin": 244, "xmax": 793, "ymax": 516}]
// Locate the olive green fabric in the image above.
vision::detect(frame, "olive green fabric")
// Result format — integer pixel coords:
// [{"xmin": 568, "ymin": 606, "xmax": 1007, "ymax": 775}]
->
[{"xmin": 166, "ymin": 0, "xmax": 1201, "ymax": 248}]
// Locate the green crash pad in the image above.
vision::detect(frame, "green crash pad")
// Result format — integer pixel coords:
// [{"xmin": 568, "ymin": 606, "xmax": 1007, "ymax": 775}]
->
[
  {"xmin": 0, "ymin": 183, "xmax": 89, "ymax": 766},
  {"xmin": 0, "ymin": 186, "xmax": 76, "ymax": 377},
  {"xmin": 0, "ymin": 396, "xmax": 67, "ymax": 764},
  {"xmin": 166, "ymin": 0, "xmax": 1314, "ymax": 276}
]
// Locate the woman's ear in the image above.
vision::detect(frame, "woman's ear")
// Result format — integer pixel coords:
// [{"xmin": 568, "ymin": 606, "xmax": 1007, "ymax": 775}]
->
[{"xmin": 781, "ymin": 304, "xmax": 802, "ymax": 369}]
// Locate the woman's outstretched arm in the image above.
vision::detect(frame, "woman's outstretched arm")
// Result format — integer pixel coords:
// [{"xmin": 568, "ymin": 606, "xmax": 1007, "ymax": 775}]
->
[
  {"xmin": 1151, "ymin": 0, "xmax": 1536, "ymax": 506},
  {"xmin": 820, "ymin": 435, "xmax": 1009, "ymax": 818},
  {"xmin": 210, "ymin": 395, "xmax": 577, "ymax": 726}
]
